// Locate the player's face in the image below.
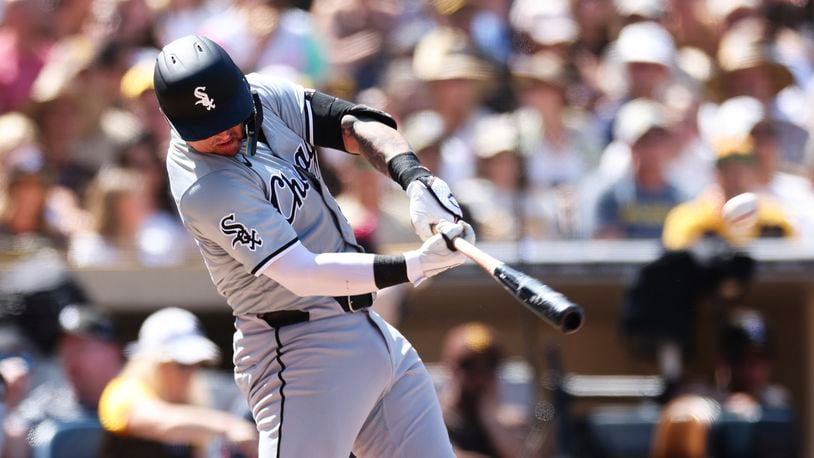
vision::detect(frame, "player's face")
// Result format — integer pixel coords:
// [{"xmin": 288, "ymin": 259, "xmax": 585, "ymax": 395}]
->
[{"xmin": 187, "ymin": 123, "xmax": 245, "ymax": 156}]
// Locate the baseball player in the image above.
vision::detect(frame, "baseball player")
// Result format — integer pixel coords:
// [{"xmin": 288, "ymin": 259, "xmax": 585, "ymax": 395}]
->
[{"xmin": 154, "ymin": 35, "xmax": 475, "ymax": 458}]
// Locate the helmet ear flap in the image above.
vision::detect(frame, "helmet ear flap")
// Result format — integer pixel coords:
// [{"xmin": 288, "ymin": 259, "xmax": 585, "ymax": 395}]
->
[{"xmin": 244, "ymin": 90, "xmax": 264, "ymax": 157}]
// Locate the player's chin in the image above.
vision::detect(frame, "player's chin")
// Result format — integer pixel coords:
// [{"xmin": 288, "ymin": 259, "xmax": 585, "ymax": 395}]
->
[{"xmin": 212, "ymin": 140, "xmax": 241, "ymax": 156}]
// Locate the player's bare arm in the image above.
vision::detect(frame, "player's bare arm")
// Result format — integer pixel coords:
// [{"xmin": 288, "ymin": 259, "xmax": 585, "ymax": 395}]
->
[
  {"xmin": 340, "ymin": 113, "xmax": 410, "ymax": 174},
  {"xmin": 340, "ymin": 112, "xmax": 465, "ymax": 240}
]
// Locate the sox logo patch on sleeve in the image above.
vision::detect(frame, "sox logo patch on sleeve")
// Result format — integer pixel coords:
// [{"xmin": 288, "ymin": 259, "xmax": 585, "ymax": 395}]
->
[{"xmin": 220, "ymin": 213, "xmax": 263, "ymax": 251}]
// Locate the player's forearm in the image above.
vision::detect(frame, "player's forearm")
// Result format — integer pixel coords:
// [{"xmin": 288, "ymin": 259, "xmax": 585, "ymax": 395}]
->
[
  {"xmin": 341, "ymin": 114, "xmax": 412, "ymax": 176},
  {"xmin": 262, "ymin": 242, "xmax": 421, "ymax": 296}
]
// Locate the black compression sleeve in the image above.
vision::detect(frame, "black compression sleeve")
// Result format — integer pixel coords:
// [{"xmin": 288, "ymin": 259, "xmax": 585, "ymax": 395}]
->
[
  {"xmin": 306, "ymin": 91, "xmax": 397, "ymax": 151},
  {"xmin": 373, "ymin": 255, "xmax": 409, "ymax": 289},
  {"xmin": 387, "ymin": 152, "xmax": 432, "ymax": 189}
]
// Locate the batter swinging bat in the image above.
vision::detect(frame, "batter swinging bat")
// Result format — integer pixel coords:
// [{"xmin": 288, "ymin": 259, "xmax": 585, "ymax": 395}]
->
[{"xmin": 449, "ymin": 236, "xmax": 585, "ymax": 334}]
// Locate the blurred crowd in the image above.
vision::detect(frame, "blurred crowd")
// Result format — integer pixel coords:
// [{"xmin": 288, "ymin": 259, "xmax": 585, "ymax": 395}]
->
[{"xmin": 1, "ymin": 0, "xmax": 813, "ymax": 268}]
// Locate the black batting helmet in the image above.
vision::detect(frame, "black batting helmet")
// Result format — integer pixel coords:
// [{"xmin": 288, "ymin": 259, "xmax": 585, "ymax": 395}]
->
[{"xmin": 153, "ymin": 35, "xmax": 253, "ymax": 141}]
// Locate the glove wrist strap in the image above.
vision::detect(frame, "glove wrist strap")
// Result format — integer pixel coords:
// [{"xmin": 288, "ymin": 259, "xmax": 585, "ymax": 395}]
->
[
  {"xmin": 388, "ymin": 152, "xmax": 432, "ymax": 190},
  {"xmin": 373, "ymin": 255, "xmax": 410, "ymax": 289}
]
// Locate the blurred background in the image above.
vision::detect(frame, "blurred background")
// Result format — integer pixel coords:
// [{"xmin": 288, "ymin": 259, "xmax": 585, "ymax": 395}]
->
[{"xmin": 1, "ymin": 0, "xmax": 814, "ymax": 456}]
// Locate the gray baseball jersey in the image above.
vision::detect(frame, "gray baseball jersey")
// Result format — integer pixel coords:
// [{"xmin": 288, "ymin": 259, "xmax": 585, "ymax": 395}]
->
[{"xmin": 167, "ymin": 74, "xmax": 364, "ymax": 318}]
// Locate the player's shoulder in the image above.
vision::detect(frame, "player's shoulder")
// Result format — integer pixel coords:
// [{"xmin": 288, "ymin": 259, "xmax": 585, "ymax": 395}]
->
[
  {"xmin": 178, "ymin": 167, "xmax": 265, "ymax": 218},
  {"xmin": 246, "ymin": 72, "xmax": 308, "ymax": 107}
]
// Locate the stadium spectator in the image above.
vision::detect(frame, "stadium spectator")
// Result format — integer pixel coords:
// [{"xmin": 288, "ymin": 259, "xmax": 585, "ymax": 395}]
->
[
  {"xmin": 613, "ymin": 21, "xmax": 676, "ymax": 101},
  {"xmin": 0, "ymin": 165, "xmax": 60, "ymax": 245},
  {"xmin": 571, "ymin": 0, "xmax": 614, "ymax": 57},
  {"xmin": 4, "ymin": 305, "xmax": 122, "ymax": 457},
  {"xmin": 455, "ymin": 113, "xmax": 559, "ymax": 241},
  {"xmin": 412, "ymin": 27, "xmax": 493, "ymax": 188},
  {"xmin": 663, "ymin": 85, "xmax": 716, "ymax": 198},
  {"xmin": 68, "ymin": 167, "xmax": 190, "ymax": 267},
  {"xmin": 597, "ymin": 21, "xmax": 677, "ymax": 180},
  {"xmin": 311, "ymin": 0, "xmax": 394, "ymax": 88},
  {"xmin": 512, "ymin": 52, "xmax": 601, "ymax": 192},
  {"xmin": 0, "ymin": 0, "xmax": 51, "ymax": 113},
  {"xmin": 120, "ymin": 52, "xmax": 171, "ymax": 150},
  {"xmin": 401, "ymin": 110, "xmax": 446, "ymax": 174},
  {"xmin": 663, "ymin": 135, "xmax": 795, "ymax": 249},
  {"xmin": 709, "ymin": 19, "xmax": 797, "ymax": 117},
  {"xmin": 0, "ymin": 356, "xmax": 30, "ymax": 452},
  {"xmin": 98, "ymin": 307, "xmax": 257, "ymax": 458},
  {"xmin": 715, "ymin": 309, "xmax": 789, "ymax": 407},
  {"xmin": 439, "ymin": 322, "xmax": 531, "ymax": 458},
  {"xmin": 594, "ymin": 98, "xmax": 684, "ymax": 239},
  {"xmin": 652, "ymin": 309, "xmax": 800, "ymax": 458},
  {"xmin": 509, "ymin": 0, "xmax": 577, "ymax": 58}
]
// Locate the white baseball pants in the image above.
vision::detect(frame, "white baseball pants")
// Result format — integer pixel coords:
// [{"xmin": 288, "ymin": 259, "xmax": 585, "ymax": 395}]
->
[{"xmin": 233, "ymin": 309, "xmax": 455, "ymax": 458}]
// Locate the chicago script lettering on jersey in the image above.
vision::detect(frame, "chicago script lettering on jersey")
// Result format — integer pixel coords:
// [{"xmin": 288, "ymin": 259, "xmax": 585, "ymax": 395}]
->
[
  {"xmin": 269, "ymin": 167, "xmax": 310, "ymax": 224},
  {"xmin": 219, "ymin": 213, "xmax": 263, "ymax": 250}
]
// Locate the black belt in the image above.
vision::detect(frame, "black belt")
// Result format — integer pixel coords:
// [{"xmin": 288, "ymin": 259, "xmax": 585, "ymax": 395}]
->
[
  {"xmin": 257, "ymin": 293, "xmax": 374, "ymax": 328},
  {"xmin": 333, "ymin": 293, "xmax": 374, "ymax": 312},
  {"xmin": 257, "ymin": 310, "xmax": 310, "ymax": 328}
]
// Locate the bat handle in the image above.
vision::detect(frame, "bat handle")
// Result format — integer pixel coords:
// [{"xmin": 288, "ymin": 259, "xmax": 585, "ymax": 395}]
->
[{"xmin": 451, "ymin": 237, "xmax": 503, "ymax": 272}]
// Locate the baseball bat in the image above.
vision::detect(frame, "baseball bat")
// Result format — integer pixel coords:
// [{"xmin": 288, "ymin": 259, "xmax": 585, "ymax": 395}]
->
[{"xmin": 451, "ymin": 237, "xmax": 585, "ymax": 334}]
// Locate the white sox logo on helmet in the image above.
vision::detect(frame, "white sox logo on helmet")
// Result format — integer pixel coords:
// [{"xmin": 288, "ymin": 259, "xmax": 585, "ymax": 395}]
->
[
  {"xmin": 194, "ymin": 86, "xmax": 216, "ymax": 111},
  {"xmin": 219, "ymin": 213, "xmax": 262, "ymax": 250}
]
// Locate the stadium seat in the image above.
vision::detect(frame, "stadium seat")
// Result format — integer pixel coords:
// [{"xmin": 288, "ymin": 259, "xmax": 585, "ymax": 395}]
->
[
  {"xmin": 584, "ymin": 405, "xmax": 660, "ymax": 458},
  {"xmin": 32, "ymin": 418, "xmax": 103, "ymax": 458},
  {"xmin": 708, "ymin": 407, "xmax": 800, "ymax": 458}
]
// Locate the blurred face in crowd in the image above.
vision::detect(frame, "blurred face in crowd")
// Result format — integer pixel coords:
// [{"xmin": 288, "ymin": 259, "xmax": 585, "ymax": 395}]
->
[
  {"xmin": 114, "ymin": 0, "xmax": 154, "ymax": 45},
  {"xmin": 439, "ymin": 2, "xmax": 479, "ymax": 32},
  {"xmin": 717, "ymin": 159, "xmax": 758, "ymax": 200},
  {"xmin": 417, "ymin": 145, "xmax": 442, "ymax": 174},
  {"xmin": 482, "ymin": 151, "xmax": 521, "ymax": 191},
  {"xmin": 133, "ymin": 90, "xmax": 170, "ymax": 147},
  {"xmin": 119, "ymin": 140, "xmax": 164, "ymax": 202},
  {"xmin": 158, "ymin": 361, "xmax": 197, "ymax": 404},
  {"xmin": 726, "ymin": 67, "xmax": 775, "ymax": 103},
  {"xmin": 187, "ymin": 123, "xmax": 244, "ymax": 156},
  {"xmin": 36, "ymin": 97, "xmax": 83, "ymax": 163},
  {"xmin": 3, "ymin": 0, "xmax": 49, "ymax": 40},
  {"xmin": 60, "ymin": 334, "xmax": 122, "ymax": 409},
  {"xmin": 453, "ymin": 352, "xmax": 499, "ymax": 399},
  {"xmin": 631, "ymin": 128, "xmax": 674, "ymax": 182},
  {"xmin": 430, "ymin": 79, "xmax": 480, "ymax": 130},
  {"xmin": 3, "ymin": 171, "xmax": 48, "ymax": 234},
  {"xmin": 729, "ymin": 350, "xmax": 771, "ymax": 396},
  {"xmin": 113, "ymin": 184, "xmax": 151, "ymax": 236},
  {"xmin": 516, "ymin": 79, "xmax": 565, "ymax": 117},
  {"xmin": 627, "ymin": 62, "xmax": 671, "ymax": 99},
  {"xmin": 574, "ymin": 0, "xmax": 612, "ymax": 48},
  {"xmin": 751, "ymin": 123, "xmax": 779, "ymax": 177}
]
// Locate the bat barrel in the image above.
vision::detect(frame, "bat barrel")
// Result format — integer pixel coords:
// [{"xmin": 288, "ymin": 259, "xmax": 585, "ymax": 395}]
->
[{"xmin": 495, "ymin": 265, "xmax": 585, "ymax": 334}]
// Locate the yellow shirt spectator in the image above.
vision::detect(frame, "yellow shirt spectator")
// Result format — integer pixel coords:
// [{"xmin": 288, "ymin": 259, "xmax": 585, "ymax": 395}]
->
[
  {"xmin": 662, "ymin": 191, "xmax": 794, "ymax": 250},
  {"xmin": 98, "ymin": 376, "xmax": 157, "ymax": 434}
]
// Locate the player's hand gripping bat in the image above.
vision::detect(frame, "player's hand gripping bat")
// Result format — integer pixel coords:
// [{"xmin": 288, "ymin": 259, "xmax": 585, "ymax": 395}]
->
[{"xmin": 442, "ymin": 229, "xmax": 585, "ymax": 334}]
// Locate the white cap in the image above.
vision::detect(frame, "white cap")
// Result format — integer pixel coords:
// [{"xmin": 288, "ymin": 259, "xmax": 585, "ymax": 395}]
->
[
  {"xmin": 614, "ymin": 98, "xmax": 670, "ymax": 145},
  {"xmin": 509, "ymin": 0, "xmax": 577, "ymax": 45},
  {"xmin": 127, "ymin": 307, "xmax": 220, "ymax": 365},
  {"xmin": 713, "ymin": 96, "xmax": 765, "ymax": 139},
  {"xmin": 616, "ymin": 21, "xmax": 675, "ymax": 67},
  {"xmin": 473, "ymin": 114, "xmax": 520, "ymax": 158}
]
